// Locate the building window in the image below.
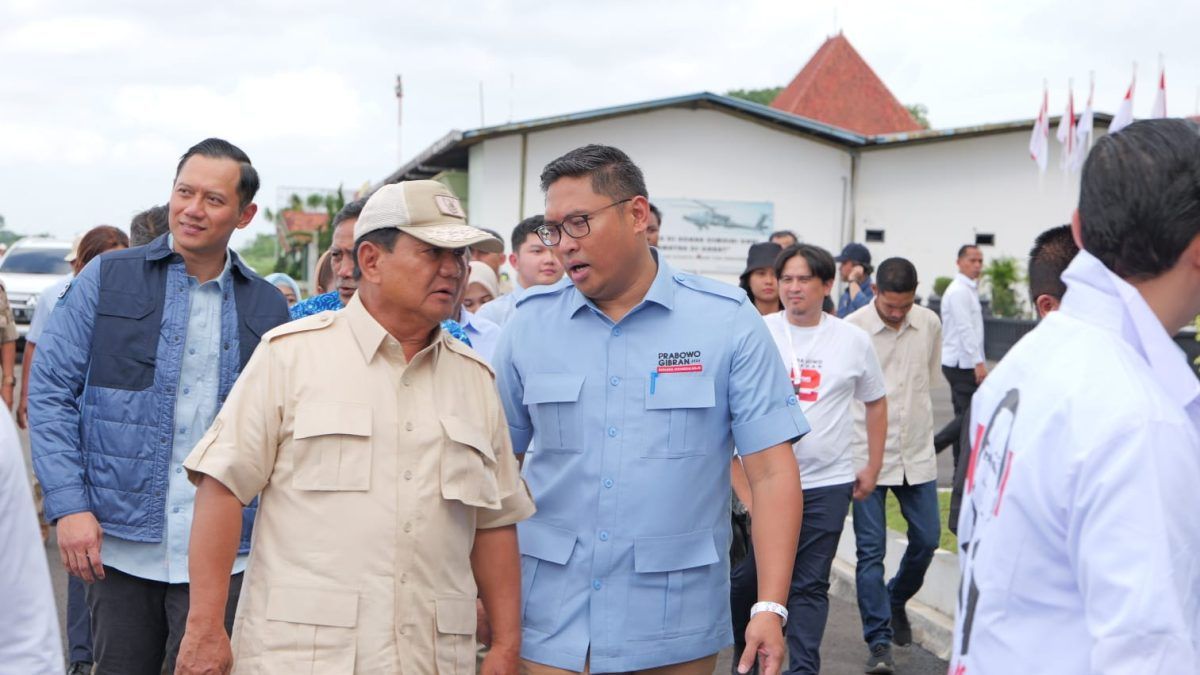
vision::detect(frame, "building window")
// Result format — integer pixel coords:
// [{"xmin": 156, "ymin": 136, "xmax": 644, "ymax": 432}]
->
[
  {"xmin": 865, "ymin": 229, "xmax": 885, "ymax": 243},
  {"xmin": 975, "ymin": 233, "xmax": 995, "ymax": 246}
]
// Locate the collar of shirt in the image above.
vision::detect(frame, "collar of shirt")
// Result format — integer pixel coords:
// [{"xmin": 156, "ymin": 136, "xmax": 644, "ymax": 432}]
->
[
  {"xmin": 344, "ymin": 293, "xmax": 445, "ymax": 364},
  {"xmin": 156, "ymin": 233, "xmax": 251, "ymax": 282},
  {"xmin": 459, "ymin": 308, "xmax": 480, "ymax": 331},
  {"xmin": 1061, "ymin": 250, "xmax": 1200, "ymax": 410},
  {"xmin": 858, "ymin": 299, "xmax": 914, "ymax": 334},
  {"xmin": 565, "ymin": 250, "xmax": 676, "ymax": 319},
  {"xmin": 953, "ymin": 272, "xmax": 978, "ymax": 291}
]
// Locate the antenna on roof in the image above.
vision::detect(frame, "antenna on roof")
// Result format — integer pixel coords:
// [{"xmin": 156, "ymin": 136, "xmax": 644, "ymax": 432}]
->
[{"xmin": 394, "ymin": 74, "xmax": 403, "ymax": 164}]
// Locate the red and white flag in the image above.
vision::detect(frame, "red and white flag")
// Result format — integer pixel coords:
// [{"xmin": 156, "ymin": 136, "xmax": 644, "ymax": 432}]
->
[
  {"xmin": 1073, "ymin": 77, "xmax": 1095, "ymax": 171},
  {"xmin": 1150, "ymin": 64, "xmax": 1167, "ymax": 118},
  {"xmin": 1109, "ymin": 71, "xmax": 1135, "ymax": 133},
  {"xmin": 1030, "ymin": 84, "xmax": 1050, "ymax": 174},
  {"xmin": 1056, "ymin": 85, "xmax": 1076, "ymax": 170}
]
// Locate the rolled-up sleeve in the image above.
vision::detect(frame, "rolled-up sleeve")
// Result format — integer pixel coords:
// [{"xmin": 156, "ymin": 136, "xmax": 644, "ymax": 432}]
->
[
  {"xmin": 493, "ymin": 321, "xmax": 533, "ymax": 455},
  {"xmin": 184, "ymin": 339, "xmax": 282, "ymax": 505},
  {"xmin": 728, "ymin": 303, "xmax": 810, "ymax": 455}
]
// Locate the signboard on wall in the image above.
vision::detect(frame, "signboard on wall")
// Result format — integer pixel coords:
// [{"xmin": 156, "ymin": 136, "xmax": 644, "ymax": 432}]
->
[{"xmin": 655, "ymin": 198, "xmax": 774, "ymax": 280}]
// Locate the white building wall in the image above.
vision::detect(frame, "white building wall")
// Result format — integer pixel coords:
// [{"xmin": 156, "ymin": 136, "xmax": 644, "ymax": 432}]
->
[
  {"xmin": 466, "ymin": 107, "xmax": 852, "ymax": 281},
  {"xmin": 853, "ymin": 126, "xmax": 1102, "ymax": 304}
]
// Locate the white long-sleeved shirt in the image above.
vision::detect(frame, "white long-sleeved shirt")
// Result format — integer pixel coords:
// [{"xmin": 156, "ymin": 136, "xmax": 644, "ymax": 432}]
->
[
  {"xmin": 939, "ymin": 273, "xmax": 985, "ymax": 368},
  {"xmin": 951, "ymin": 251, "xmax": 1200, "ymax": 674}
]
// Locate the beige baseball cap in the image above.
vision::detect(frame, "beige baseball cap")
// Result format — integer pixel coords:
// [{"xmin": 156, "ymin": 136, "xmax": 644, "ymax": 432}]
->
[{"xmin": 353, "ymin": 180, "xmax": 503, "ymax": 253}]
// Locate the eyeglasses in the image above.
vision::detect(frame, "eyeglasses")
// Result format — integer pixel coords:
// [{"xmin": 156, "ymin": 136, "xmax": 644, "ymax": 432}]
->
[{"xmin": 535, "ymin": 198, "xmax": 632, "ymax": 246}]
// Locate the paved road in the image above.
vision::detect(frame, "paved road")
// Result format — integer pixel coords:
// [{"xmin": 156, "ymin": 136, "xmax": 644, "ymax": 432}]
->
[{"xmin": 24, "ymin": 368, "xmax": 957, "ymax": 674}]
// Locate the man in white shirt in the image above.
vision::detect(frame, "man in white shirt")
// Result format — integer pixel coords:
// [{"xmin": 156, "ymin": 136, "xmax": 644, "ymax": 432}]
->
[
  {"xmin": 846, "ymin": 258, "xmax": 942, "ymax": 671},
  {"xmin": 475, "ymin": 215, "xmax": 563, "ymax": 327},
  {"xmin": 951, "ymin": 119, "xmax": 1200, "ymax": 673},
  {"xmin": 934, "ymin": 244, "xmax": 986, "ymax": 466},
  {"xmin": 732, "ymin": 243, "xmax": 888, "ymax": 674}
]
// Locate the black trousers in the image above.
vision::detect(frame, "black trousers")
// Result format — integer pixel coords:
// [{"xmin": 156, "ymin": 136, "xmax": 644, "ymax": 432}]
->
[
  {"xmin": 85, "ymin": 565, "xmax": 243, "ymax": 675},
  {"xmin": 934, "ymin": 365, "xmax": 980, "ymax": 467}
]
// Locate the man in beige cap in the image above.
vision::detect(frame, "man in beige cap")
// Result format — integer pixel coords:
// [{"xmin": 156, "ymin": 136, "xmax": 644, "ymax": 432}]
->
[{"xmin": 175, "ymin": 179, "xmax": 535, "ymax": 675}]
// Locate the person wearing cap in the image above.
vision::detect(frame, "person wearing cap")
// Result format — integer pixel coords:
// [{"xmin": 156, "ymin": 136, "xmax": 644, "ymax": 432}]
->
[
  {"xmin": 493, "ymin": 144, "xmax": 808, "ymax": 675},
  {"xmin": 28, "ymin": 138, "xmax": 290, "ymax": 675},
  {"xmin": 474, "ymin": 215, "xmax": 564, "ymax": 327},
  {"xmin": 739, "ymin": 242, "xmax": 783, "ymax": 316},
  {"xmin": 176, "ymin": 179, "xmax": 534, "ymax": 675},
  {"xmin": 835, "ymin": 242, "xmax": 874, "ymax": 318},
  {"xmin": 456, "ymin": 261, "xmax": 503, "ymax": 362},
  {"xmin": 470, "ymin": 226, "xmax": 514, "ymax": 294}
]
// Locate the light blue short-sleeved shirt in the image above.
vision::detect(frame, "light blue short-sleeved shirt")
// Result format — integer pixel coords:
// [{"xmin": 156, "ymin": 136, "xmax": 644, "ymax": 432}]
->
[{"xmin": 493, "ymin": 254, "xmax": 810, "ymax": 672}]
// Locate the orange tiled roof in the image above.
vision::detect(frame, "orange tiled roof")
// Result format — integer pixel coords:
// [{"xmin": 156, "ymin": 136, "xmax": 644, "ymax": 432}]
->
[
  {"xmin": 281, "ymin": 210, "xmax": 329, "ymax": 233},
  {"xmin": 771, "ymin": 33, "xmax": 922, "ymax": 136}
]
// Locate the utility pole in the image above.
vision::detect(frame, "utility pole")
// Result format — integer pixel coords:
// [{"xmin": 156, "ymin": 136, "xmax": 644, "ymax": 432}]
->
[{"xmin": 395, "ymin": 74, "xmax": 404, "ymax": 164}]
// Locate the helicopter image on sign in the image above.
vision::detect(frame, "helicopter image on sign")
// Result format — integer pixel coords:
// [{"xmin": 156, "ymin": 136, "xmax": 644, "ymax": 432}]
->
[{"xmin": 683, "ymin": 200, "xmax": 771, "ymax": 234}]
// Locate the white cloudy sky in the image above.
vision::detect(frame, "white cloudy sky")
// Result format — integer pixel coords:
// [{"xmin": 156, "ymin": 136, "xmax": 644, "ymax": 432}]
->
[{"xmin": 1, "ymin": 0, "xmax": 1195, "ymax": 248}]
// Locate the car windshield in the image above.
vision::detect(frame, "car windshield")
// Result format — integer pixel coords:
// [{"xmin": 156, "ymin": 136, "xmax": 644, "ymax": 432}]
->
[{"xmin": 0, "ymin": 247, "xmax": 73, "ymax": 275}]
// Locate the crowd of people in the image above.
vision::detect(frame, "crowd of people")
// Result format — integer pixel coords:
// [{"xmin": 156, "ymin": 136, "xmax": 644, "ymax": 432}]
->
[{"xmin": 3, "ymin": 117, "xmax": 1199, "ymax": 675}]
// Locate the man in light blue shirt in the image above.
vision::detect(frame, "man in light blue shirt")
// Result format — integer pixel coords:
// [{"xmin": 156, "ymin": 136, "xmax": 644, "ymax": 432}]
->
[
  {"xmin": 494, "ymin": 145, "xmax": 809, "ymax": 675},
  {"xmin": 475, "ymin": 215, "xmax": 563, "ymax": 327}
]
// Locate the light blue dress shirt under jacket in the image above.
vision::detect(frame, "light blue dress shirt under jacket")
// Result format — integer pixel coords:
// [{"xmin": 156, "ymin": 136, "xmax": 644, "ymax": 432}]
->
[
  {"xmin": 493, "ymin": 254, "xmax": 810, "ymax": 672},
  {"xmin": 102, "ymin": 247, "xmax": 248, "ymax": 583}
]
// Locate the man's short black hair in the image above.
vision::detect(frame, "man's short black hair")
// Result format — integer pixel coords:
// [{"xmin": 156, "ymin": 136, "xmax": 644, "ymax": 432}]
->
[
  {"xmin": 875, "ymin": 257, "xmax": 919, "ymax": 294},
  {"xmin": 539, "ymin": 145, "xmax": 647, "ymax": 201},
  {"xmin": 770, "ymin": 230, "xmax": 797, "ymax": 244},
  {"xmin": 175, "ymin": 138, "xmax": 260, "ymax": 209},
  {"xmin": 648, "ymin": 203, "xmax": 662, "ymax": 224},
  {"xmin": 472, "ymin": 227, "xmax": 505, "ymax": 253},
  {"xmin": 1080, "ymin": 118, "xmax": 1200, "ymax": 280},
  {"xmin": 332, "ymin": 197, "xmax": 367, "ymax": 230},
  {"xmin": 129, "ymin": 204, "xmax": 169, "ymax": 247},
  {"xmin": 775, "ymin": 243, "xmax": 836, "ymax": 284},
  {"xmin": 957, "ymin": 244, "xmax": 979, "ymax": 259},
  {"xmin": 352, "ymin": 228, "xmax": 401, "ymax": 280},
  {"xmin": 1028, "ymin": 224, "xmax": 1079, "ymax": 304},
  {"xmin": 511, "ymin": 215, "xmax": 546, "ymax": 252}
]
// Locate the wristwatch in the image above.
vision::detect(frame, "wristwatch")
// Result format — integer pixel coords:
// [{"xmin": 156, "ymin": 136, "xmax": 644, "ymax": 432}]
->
[{"xmin": 750, "ymin": 601, "xmax": 788, "ymax": 626}]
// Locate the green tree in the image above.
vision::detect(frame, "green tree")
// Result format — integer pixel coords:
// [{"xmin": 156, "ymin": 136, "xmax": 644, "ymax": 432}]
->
[
  {"xmin": 906, "ymin": 103, "xmax": 931, "ymax": 129},
  {"xmin": 726, "ymin": 87, "xmax": 784, "ymax": 106},
  {"xmin": 237, "ymin": 233, "xmax": 279, "ymax": 277},
  {"xmin": 982, "ymin": 256, "xmax": 1023, "ymax": 318}
]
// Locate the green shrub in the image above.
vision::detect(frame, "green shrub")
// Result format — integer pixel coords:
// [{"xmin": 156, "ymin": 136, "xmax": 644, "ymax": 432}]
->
[
  {"xmin": 933, "ymin": 276, "xmax": 953, "ymax": 297},
  {"xmin": 982, "ymin": 257, "xmax": 1023, "ymax": 318}
]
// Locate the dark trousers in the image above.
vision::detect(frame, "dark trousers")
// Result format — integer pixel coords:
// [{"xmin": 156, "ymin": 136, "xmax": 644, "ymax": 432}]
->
[
  {"xmin": 852, "ymin": 480, "xmax": 941, "ymax": 648},
  {"xmin": 67, "ymin": 574, "xmax": 93, "ymax": 664},
  {"xmin": 85, "ymin": 565, "xmax": 243, "ymax": 675},
  {"xmin": 934, "ymin": 366, "xmax": 980, "ymax": 466},
  {"xmin": 729, "ymin": 482, "xmax": 853, "ymax": 675}
]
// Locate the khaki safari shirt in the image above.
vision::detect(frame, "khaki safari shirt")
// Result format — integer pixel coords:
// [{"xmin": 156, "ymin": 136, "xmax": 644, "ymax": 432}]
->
[
  {"xmin": 184, "ymin": 294, "xmax": 535, "ymax": 674},
  {"xmin": 0, "ymin": 284, "xmax": 17, "ymax": 343}
]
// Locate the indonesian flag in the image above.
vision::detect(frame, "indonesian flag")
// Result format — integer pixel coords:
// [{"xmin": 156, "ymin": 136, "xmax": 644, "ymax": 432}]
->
[
  {"xmin": 1150, "ymin": 66, "xmax": 1167, "ymax": 118},
  {"xmin": 1109, "ymin": 75, "xmax": 1135, "ymax": 133},
  {"xmin": 1030, "ymin": 86, "xmax": 1050, "ymax": 173},
  {"xmin": 1056, "ymin": 87, "xmax": 1076, "ymax": 170},
  {"xmin": 1074, "ymin": 79, "xmax": 1095, "ymax": 171}
]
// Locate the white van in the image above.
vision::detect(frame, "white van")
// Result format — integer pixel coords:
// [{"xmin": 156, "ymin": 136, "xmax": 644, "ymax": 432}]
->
[{"xmin": 0, "ymin": 238, "xmax": 74, "ymax": 338}]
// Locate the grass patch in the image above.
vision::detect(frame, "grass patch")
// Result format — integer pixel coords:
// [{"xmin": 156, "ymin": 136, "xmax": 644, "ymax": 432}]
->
[{"xmin": 883, "ymin": 489, "xmax": 958, "ymax": 552}]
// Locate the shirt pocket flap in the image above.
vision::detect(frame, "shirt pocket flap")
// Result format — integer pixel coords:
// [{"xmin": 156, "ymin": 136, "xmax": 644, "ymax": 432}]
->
[
  {"xmin": 634, "ymin": 530, "xmax": 719, "ymax": 573},
  {"xmin": 96, "ymin": 290, "xmax": 154, "ymax": 319},
  {"xmin": 294, "ymin": 403, "xmax": 372, "ymax": 440},
  {"xmin": 266, "ymin": 586, "xmax": 359, "ymax": 628},
  {"xmin": 435, "ymin": 597, "xmax": 477, "ymax": 635},
  {"xmin": 441, "ymin": 415, "xmax": 496, "ymax": 463},
  {"xmin": 522, "ymin": 373, "xmax": 585, "ymax": 405},
  {"xmin": 518, "ymin": 520, "xmax": 578, "ymax": 565},
  {"xmin": 645, "ymin": 375, "xmax": 716, "ymax": 410}
]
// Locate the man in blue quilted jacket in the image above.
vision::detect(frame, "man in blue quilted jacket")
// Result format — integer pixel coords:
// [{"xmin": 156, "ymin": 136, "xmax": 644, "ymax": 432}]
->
[{"xmin": 28, "ymin": 138, "xmax": 290, "ymax": 675}]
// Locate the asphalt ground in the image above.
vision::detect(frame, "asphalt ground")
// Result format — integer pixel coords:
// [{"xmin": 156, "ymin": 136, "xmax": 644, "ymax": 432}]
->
[{"xmin": 22, "ymin": 366, "xmax": 957, "ymax": 674}]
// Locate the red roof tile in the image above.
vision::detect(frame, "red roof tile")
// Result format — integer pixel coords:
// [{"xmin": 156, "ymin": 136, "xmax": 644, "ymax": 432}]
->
[{"xmin": 771, "ymin": 33, "xmax": 922, "ymax": 136}]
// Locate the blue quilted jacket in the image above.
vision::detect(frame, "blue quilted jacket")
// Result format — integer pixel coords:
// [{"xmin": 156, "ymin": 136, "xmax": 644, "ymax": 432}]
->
[{"xmin": 29, "ymin": 234, "xmax": 289, "ymax": 550}]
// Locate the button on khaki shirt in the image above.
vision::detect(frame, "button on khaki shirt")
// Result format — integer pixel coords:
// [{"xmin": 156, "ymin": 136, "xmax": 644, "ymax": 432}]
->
[
  {"xmin": 846, "ymin": 302, "xmax": 942, "ymax": 486},
  {"xmin": 184, "ymin": 294, "xmax": 535, "ymax": 674}
]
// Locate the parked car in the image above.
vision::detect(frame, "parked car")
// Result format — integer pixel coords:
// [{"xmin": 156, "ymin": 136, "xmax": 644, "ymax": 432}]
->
[{"xmin": 0, "ymin": 237, "xmax": 74, "ymax": 338}]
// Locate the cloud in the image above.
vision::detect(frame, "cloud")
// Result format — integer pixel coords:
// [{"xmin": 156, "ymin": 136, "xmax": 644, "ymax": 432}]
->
[
  {"xmin": 111, "ymin": 68, "xmax": 365, "ymax": 143},
  {"xmin": 0, "ymin": 15, "xmax": 143, "ymax": 55}
]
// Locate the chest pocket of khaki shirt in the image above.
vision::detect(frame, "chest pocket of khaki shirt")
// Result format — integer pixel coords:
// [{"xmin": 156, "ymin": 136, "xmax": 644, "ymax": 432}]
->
[
  {"xmin": 642, "ymin": 375, "xmax": 716, "ymax": 458},
  {"xmin": 440, "ymin": 415, "xmax": 501, "ymax": 509},
  {"xmin": 292, "ymin": 403, "xmax": 373, "ymax": 491}
]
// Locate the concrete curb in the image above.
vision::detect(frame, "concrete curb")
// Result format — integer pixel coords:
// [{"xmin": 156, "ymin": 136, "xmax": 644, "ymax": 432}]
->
[{"xmin": 829, "ymin": 522, "xmax": 958, "ymax": 661}]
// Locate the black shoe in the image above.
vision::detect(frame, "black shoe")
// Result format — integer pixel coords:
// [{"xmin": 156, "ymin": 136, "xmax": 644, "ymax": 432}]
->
[
  {"xmin": 67, "ymin": 662, "xmax": 92, "ymax": 675},
  {"xmin": 865, "ymin": 643, "xmax": 895, "ymax": 674},
  {"xmin": 891, "ymin": 603, "xmax": 913, "ymax": 646}
]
